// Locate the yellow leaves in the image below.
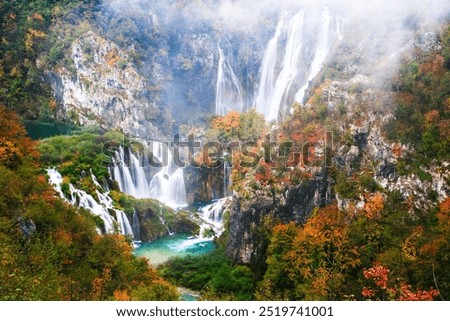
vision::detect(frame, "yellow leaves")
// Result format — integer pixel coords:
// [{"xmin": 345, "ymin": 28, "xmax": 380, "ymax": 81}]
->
[
  {"xmin": 364, "ymin": 192, "xmax": 385, "ymax": 219},
  {"xmin": 9, "ymin": 67, "xmax": 21, "ymax": 78},
  {"xmin": 263, "ymin": 205, "xmax": 360, "ymax": 300},
  {"xmin": 49, "ymin": 98, "xmax": 57, "ymax": 110},
  {"xmin": 0, "ymin": 139, "xmax": 23, "ymax": 168},
  {"xmin": 91, "ymin": 267, "xmax": 112, "ymax": 300},
  {"xmin": 114, "ymin": 290, "xmax": 131, "ymax": 301},
  {"xmin": 25, "ymin": 29, "xmax": 46, "ymax": 51},
  {"xmin": 401, "ymin": 226, "xmax": 424, "ymax": 262}
]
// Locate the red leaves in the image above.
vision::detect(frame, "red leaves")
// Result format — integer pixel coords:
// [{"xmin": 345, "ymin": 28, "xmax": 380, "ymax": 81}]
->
[
  {"xmin": 363, "ymin": 262, "xmax": 390, "ymax": 289},
  {"xmin": 362, "ymin": 262, "xmax": 439, "ymax": 301}
]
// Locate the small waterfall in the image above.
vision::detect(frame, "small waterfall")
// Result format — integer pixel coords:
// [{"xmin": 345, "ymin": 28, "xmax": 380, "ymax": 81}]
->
[
  {"xmin": 110, "ymin": 144, "xmax": 187, "ymax": 209},
  {"xmin": 198, "ymin": 197, "xmax": 231, "ymax": 238},
  {"xmin": 132, "ymin": 208, "xmax": 141, "ymax": 242},
  {"xmin": 255, "ymin": 8, "xmax": 343, "ymax": 120},
  {"xmin": 47, "ymin": 168, "xmax": 134, "ymax": 238},
  {"xmin": 200, "ymin": 198, "xmax": 228, "ymax": 223},
  {"xmin": 116, "ymin": 210, "xmax": 134, "ymax": 237},
  {"xmin": 215, "ymin": 46, "xmax": 244, "ymax": 116},
  {"xmin": 158, "ymin": 213, "xmax": 174, "ymax": 236}
]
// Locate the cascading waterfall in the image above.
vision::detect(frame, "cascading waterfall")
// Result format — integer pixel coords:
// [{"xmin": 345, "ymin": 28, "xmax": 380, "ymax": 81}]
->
[
  {"xmin": 47, "ymin": 168, "xmax": 134, "ymax": 238},
  {"xmin": 110, "ymin": 144, "xmax": 187, "ymax": 208},
  {"xmin": 294, "ymin": 8, "xmax": 337, "ymax": 104},
  {"xmin": 254, "ymin": 8, "xmax": 343, "ymax": 121},
  {"xmin": 200, "ymin": 198, "xmax": 228, "ymax": 223},
  {"xmin": 158, "ymin": 212, "xmax": 174, "ymax": 236},
  {"xmin": 265, "ymin": 10, "xmax": 305, "ymax": 120},
  {"xmin": 116, "ymin": 211, "xmax": 134, "ymax": 237},
  {"xmin": 198, "ymin": 197, "xmax": 231, "ymax": 237},
  {"xmin": 254, "ymin": 14, "xmax": 288, "ymax": 121},
  {"xmin": 215, "ymin": 46, "xmax": 244, "ymax": 116}
]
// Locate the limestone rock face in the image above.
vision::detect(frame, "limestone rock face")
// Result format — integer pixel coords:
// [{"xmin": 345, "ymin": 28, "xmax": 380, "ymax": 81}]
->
[
  {"xmin": 47, "ymin": 31, "xmax": 170, "ymax": 140},
  {"xmin": 226, "ymin": 172, "xmax": 332, "ymax": 267}
]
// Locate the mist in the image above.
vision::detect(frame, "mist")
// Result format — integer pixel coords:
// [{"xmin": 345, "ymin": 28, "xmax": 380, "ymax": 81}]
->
[
  {"xmin": 96, "ymin": 0, "xmax": 450, "ymax": 121},
  {"xmin": 105, "ymin": 0, "xmax": 449, "ymax": 32}
]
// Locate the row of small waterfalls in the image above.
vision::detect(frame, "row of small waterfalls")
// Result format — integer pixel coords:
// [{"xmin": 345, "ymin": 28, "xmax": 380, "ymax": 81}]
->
[{"xmin": 47, "ymin": 142, "xmax": 231, "ymax": 245}]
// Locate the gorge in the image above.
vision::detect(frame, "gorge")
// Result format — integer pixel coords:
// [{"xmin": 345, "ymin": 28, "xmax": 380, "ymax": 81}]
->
[{"xmin": 0, "ymin": 0, "xmax": 449, "ymax": 302}]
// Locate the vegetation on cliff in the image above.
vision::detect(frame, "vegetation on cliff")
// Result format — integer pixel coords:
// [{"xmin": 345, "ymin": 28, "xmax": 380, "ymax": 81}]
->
[{"xmin": 0, "ymin": 104, "xmax": 178, "ymax": 300}]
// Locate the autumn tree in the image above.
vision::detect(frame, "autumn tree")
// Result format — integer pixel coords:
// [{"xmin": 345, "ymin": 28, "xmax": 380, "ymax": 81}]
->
[
  {"xmin": 361, "ymin": 262, "xmax": 439, "ymax": 301},
  {"xmin": 257, "ymin": 205, "xmax": 360, "ymax": 300}
]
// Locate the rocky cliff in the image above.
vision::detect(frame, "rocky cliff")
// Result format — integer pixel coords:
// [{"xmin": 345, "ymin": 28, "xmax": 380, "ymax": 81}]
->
[
  {"xmin": 225, "ymin": 27, "xmax": 449, "ymax": 267},
  {"xmin": 226, "ymin": 172, "xmax": 332, "ymax": 267}
]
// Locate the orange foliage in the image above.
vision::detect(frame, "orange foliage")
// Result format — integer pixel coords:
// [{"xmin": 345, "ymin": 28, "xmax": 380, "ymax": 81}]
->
[
  {"xmin": 105, "ymin": 49, "xmax": 121, "ymax": 66},
  {"xmin": 212, "ymin": 111, "xmax": 241, "ymax": 132},
  {"xmin": 0, "ymin": 104, "xmax": 38, "ymax": 168},
  {"xmin": 392, "ymin": 143, "xmax": 402, "ymax": 158},
  {"xmin": 419, "ymin": 55, "xmax": 445, "ymax": 75},
  {"xmin": 91, "ymin": 268, "xmax": 112, "ymax": 300},
  {"xmin": 362, "ymin": 262, "xmax": 439, "ymax": 301},
  {"xmin": 437, "ymin": 197, "xmax": 450, "ymax": 234},
  {"xmin": 113, "ymin": 290, "xmax": 131, "ymax": 301},
  {"xmin": 54, "ymin": 229, "xmax": 73, "ymax": 245},
  {"xmin": 284, "ymin": 205, "xmax": 360, "ymax": 299},
  {"xmin": 424, "ymin": 110, "xmax": 440, "ymax": 126},
  {"xmin": 364, "ymin": 193, "xmax": 384, "ymax": 218},
  {"xmin": 30, "ymin": 13, "xmax": 44, "ymax": 23}
]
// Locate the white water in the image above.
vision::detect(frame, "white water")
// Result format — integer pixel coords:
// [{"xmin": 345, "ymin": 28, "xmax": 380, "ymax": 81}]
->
[
  {"xmin": 215, "ymin": 46, "xmax": 244, "ymax": 116},
  {"xmin": 158, "ymin": 213, "xmax": 174, "ymax": 236},
  {"xmin": 47, "ymin": 168, "xmax": 134, "ymax": 238},
  {"xmin": 255, "ymin": 8, "xmax": 343, "ymax": 120},
  {"xmin": 294, "ymin": 8, "xmax": 337, "ymax": 105},
  {"xmin": 198, "ymin": 197, "xmax": 231, "ymax": 237},
  {"xmin": 163, "ymin": 197, "xmax": 231, "ymax": 253},
  {"xmin": 254, "ymin": 14, "xmax": 288, "ymax": 121},
  {"xmin": 110, "ymin": 144, "xmax": 187, "ymax": 209}
]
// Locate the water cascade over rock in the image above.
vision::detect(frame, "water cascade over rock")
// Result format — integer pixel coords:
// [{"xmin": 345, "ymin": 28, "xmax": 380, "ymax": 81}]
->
[
  {"xmin": 47, "ymin": 168, "xmax": 134, "ymax": 238},
  {"xmin": 110, "ymin": 144, "xmax": 187, "ymax": 209},
  {"xmin": 254, "ymin": 8, "xmax": 342, "ymax": 120},
  {"xmin": 215, "ymin": 46, "xmax": 245, "ymax": 116},
  {"xmin": 198, "ymin": 197, "xmax": 231, "ymax": 237}
]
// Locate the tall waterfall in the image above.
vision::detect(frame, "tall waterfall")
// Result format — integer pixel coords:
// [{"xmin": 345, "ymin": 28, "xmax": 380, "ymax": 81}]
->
[
  {"xmin": 215, "ymin": 46, "xmax": 244, "ymax": 116},
  {"xmin": 294, "ymin": 8, "xmax": 337, "ymax": 104},
  {"xmin": 47, "ymin": 168, "xmax": 134, "ymax": 238},
  {"xmin": 110, "ymin": 144, "xmax": 187, "ymax": 209},
  {"xmin": 255, "ymin": 8, "xmax": 343, "ymax": 121}
]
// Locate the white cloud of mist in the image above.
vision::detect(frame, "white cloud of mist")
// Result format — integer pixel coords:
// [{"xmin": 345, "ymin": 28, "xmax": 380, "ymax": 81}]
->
[
  {"xmin": 105, "ymin": 0, "xmax": 449, "ymax": 32},
  {"xmin": 104, "ymin": 0, "xmax": 449, "ymax": 78}
]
